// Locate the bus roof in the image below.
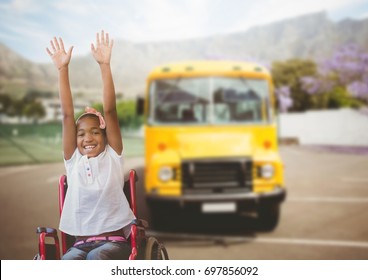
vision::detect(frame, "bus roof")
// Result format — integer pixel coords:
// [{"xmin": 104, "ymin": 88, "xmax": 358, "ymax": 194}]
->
[{"xmin": 148, "ymin": 60, "xmax": 271, "ymax": 80}]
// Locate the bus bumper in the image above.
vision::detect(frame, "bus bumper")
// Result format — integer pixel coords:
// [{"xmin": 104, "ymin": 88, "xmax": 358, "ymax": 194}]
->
[{"xmin": 146, "ymin": 187, "xmax": 286, "ymax": 212}]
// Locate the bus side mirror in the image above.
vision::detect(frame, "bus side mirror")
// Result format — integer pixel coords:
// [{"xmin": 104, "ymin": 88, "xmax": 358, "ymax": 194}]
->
[{"xmin": 136, "ymin": 97, "xmax": 144, "ymax": 116}]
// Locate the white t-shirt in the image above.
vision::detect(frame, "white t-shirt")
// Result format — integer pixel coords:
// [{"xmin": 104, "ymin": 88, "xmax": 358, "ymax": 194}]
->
[{"xmin": 59, "ymin": 145, "xmax": 135, "ymax": 237}]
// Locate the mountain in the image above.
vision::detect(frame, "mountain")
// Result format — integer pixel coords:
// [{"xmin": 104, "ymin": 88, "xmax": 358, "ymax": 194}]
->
[
  {"xmin": 0, "ymin": 43, "xmax": 56, "ymax": 97},
  {"xmin": 1, "ymin": 11, "xmax": 368, "ymax": 100}
]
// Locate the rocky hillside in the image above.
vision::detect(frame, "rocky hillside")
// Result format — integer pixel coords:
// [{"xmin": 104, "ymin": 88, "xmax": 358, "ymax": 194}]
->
[{"xmin": 1, "ymin": 11, "xmax": 367, "ymax": 100}]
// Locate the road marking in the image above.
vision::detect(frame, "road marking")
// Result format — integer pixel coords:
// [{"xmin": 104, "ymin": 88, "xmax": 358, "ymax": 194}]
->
[
  {"xmin": 254, "ymin": 237, "xmax": 368, "ymax": 249},
  {"xmin": 149, "ymin": 231, "xmax": 368, "ymax": 249},
  {"xmin": 287, "ymin": 197, "xmax": 368, "ymax": 203},
  {"xmin": 0, "ymin": 165, "xmax": 38, "ymax": 178}
]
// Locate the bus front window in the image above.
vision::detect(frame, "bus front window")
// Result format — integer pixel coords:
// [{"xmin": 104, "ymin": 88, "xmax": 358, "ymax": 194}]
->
[
  {"xmin": 150, "ymin": 78, "xmax": 210, "ymax": 124},
  {"xmin": 149, "ymin": 77, "xmax": 270, "ymax": 125},
  {"xmin": 212, "ymin": 77, "xmax": 270, "ymax": 123}
]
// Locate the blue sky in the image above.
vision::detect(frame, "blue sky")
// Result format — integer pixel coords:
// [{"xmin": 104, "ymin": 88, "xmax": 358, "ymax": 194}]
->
[{"xmin": 0, "ymin": 0, "xmax": 367, "ymax": 63}]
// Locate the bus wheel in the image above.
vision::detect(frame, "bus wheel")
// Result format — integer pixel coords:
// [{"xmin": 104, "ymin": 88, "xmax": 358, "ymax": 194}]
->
[
  {"xmin": 257, "ymin": 203, "xmax": 280, "ymax": 231},
  {"xmin": 150, "ymin": 203, "xmax": 179, "ymax": 230}
]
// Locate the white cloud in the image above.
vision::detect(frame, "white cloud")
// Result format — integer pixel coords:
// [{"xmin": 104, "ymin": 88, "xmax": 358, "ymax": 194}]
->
[
  {"xmin": 127, "ymin": 0, "xmax": 209, "ymax": 40},
  {"xmin": 6, "ymin": 0, "xmax": 33, "ymax": 12}
]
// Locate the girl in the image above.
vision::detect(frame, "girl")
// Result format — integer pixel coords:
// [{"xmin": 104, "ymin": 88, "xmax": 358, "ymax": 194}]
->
[{"xmin": 46, "ymin": 31, "xmax": 135, "ymax": 260}]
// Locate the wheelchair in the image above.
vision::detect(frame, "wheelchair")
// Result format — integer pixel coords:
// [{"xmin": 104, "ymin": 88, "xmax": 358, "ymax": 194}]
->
[{"xmin": 34, "ymin": 169, "xmax": 169, "ymax": 260}]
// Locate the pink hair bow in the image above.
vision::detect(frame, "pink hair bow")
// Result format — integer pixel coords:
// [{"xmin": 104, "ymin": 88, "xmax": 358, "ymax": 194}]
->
[{"xmin": 77, "ymin": 107, "xmax": 106, "ymax": 129}]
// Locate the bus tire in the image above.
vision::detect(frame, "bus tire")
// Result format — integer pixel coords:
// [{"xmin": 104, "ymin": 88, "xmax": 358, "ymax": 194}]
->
[{"xmin": 257, "ymin": 203, "xmax": 280, "ymax": 231}]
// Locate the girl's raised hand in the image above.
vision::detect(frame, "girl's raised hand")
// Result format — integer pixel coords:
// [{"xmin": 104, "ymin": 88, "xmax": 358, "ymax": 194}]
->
[
  {"xmin": 91, "ymin": 30, "xmax": 113, "ymax": 65},
  {"xmin": 46, "ymin": 37, "xmax": 73, "ymax": 70}
]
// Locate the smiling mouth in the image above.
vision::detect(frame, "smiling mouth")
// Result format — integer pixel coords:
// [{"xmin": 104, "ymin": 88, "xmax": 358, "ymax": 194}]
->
[{"xmin": 84, "ymin": 145, "xmax": 96, "ymax": 151}]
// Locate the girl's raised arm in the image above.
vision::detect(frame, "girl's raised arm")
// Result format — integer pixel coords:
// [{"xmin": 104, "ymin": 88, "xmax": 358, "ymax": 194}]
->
[
  {"xmin": 91, "ymin": 30, "xmax": 122, "ymax": 155},
  {"xmin": 46, "ymin": 37, "xmax": 76, "ymax": 160}
]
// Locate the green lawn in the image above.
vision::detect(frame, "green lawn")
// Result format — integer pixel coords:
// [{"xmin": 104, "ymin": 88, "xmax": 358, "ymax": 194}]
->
[{"xmin": 0, "ymin": 124, "xmax": 144, "ymax": 166}]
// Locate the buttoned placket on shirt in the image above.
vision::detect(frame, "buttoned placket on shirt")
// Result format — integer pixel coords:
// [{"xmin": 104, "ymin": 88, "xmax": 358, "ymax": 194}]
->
[{"xmin": 83, "ymin": 155, "xmax": 93, "ymax": 184}]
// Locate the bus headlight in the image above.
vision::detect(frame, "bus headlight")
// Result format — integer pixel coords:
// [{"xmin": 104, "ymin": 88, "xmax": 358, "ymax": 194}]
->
[
  {"xmin": 260, "ymin": 164, "xmax": 274, "ymax": 179},
  {"xmin": 158, "ymin": 166, "xmax": 174, "ymax": 182}
]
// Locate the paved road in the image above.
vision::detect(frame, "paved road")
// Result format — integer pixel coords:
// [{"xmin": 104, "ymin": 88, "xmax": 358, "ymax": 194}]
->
[{"xmin": 1, "ymin": 146, "xmax": 368, "ymax": 260}]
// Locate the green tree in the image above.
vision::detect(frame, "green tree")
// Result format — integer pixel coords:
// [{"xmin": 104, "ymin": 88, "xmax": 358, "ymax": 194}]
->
[
  {"xmin": 271, "ymin": 59, "xmax": 318, "ymax": 112},
  {"xmin": 8, "ymin": 98, "xmax": 25, "ymax": 120},
  {"xmin": 76, "ymin": 100, "xmax": 143, "ymax": 129},
  {"xmin": 0, "ymin": 94, "xmax": 12, "ymax": 115},
  {"xmin": 24, "ymin": 101, "xmax": 46, "ymax": 123},
  {"xmin": 116, "ymin": 100, "xmax": 143, "ymax": 129}
]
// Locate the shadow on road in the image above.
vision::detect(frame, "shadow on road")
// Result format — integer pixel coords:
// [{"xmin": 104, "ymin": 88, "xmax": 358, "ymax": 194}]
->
[
  {"xmin": 151, "ymin": 211, "xmax": 264, "ymax": 246},
  {"xmin": 130, "ymin": 166, "xmax": 262, "ymax": 247}
]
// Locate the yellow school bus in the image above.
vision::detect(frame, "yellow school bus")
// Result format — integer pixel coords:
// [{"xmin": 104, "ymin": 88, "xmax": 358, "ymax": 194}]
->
[{"xmin": 138, "ymin": 60, "xmax": 286, "ymax": 231}]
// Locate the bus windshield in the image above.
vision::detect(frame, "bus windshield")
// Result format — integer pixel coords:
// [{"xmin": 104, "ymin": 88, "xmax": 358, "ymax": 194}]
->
[{"xmin": 148, "ymin": 77, "xmax": 271, "ymax": 125}]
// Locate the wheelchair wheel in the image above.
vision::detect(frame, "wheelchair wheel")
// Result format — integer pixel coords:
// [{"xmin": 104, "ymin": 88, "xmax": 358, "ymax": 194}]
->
[{"xmin": 144, "ymin": 237, "xmax": 169, "ymax": 260}]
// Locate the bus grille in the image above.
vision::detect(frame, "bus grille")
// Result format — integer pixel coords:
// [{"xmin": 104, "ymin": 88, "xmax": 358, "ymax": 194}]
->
[{"xmin": 181, "ymin": 158, "xmax": 252, "ymax": 192}]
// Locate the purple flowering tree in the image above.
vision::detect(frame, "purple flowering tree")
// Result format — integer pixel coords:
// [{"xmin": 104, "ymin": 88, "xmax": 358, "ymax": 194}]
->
[
  {"xmin": 300, "ymin": 44, "xmax": 368, "ymax": 106},
  {"xmin": 275, "ymin": 86, "xmax": 293, "ymax": 113}
]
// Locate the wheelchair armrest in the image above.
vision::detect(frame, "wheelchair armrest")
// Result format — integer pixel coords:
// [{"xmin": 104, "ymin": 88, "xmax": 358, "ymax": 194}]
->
[
  {"xmin": 132, "ymin": 219, "xmax": 149, "ymax": 229},
  {"xmin": 36, "ymin": 227, "xmax": 61, "ymax": 260},
  {"xmin": 36, "ymin": 227, "xmax": 58, "ymax": 235}
]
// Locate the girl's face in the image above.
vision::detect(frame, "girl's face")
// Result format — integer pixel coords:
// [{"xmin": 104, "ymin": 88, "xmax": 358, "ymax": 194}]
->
[{"xmin": 76, "ymin": 115, "xmax": 106, "ymax": 158}]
